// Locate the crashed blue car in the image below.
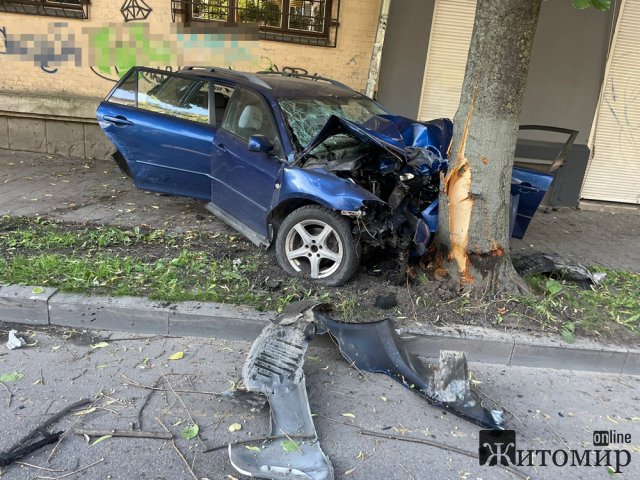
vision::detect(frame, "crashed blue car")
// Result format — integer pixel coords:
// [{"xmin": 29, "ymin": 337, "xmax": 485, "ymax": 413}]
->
[{"xmin": 97, "ymin": 67, "xmax": 552, "ymax": 286}]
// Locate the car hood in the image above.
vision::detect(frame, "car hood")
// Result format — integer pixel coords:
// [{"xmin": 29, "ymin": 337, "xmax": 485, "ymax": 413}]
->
[{"xmin": 299, "ymin": 114, "xmax": 453, "ymax": 162}]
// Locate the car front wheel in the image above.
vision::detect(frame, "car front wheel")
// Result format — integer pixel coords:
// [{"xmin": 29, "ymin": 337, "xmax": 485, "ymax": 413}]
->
[{"xmin": 275, "ymin": 205, "xmax": 360, "ymax": 286}]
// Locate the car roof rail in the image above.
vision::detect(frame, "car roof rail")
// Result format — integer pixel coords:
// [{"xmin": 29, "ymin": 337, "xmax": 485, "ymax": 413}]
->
[
  {"xmin": 180, "ymin": 66, "xmax": 272, "ymax": 90},
  {"xmin": 255, "ymin": 69, "xmax": 352, "ymax": 91}
]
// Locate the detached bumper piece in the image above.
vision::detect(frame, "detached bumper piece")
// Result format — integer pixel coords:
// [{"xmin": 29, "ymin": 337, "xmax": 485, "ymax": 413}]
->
[
  {"xmin": 229, "ymin": 317, "xmax": 334, "ymax": 480},
  {"xmin": 315, "ymin": 314, "xmax": 504, "ymax": 430},
  {"xmin": 231, "ymin": 302, "xmax": 503, "ymax": 479}
]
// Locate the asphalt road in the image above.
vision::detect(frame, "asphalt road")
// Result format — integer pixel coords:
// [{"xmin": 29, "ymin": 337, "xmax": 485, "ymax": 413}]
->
[{"xmin": 0, "ymin": 323, "xmax": 638, "ymax": 480}]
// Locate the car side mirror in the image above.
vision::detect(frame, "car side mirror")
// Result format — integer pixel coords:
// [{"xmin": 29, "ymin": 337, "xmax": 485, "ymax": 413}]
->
[{"xmin": 248, "ymin": 134, "xmax": 274, "ymax": 153}]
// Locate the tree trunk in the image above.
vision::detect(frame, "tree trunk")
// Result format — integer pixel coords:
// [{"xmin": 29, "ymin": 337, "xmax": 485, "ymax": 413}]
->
[{"xmin": 435, "ymin": 0, "xmax": 542, "ymax": 297}]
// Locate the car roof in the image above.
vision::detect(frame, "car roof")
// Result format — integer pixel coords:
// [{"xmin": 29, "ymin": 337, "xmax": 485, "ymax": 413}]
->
[{"xmin": 176, "ymin": 67, "xmax": 361, "ymax": 100}]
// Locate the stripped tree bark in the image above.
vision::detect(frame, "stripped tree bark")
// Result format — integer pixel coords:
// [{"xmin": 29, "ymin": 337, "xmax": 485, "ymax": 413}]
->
[{"xmin": 435, "ymin": 0, "xmax": 543, "ymax": 296}]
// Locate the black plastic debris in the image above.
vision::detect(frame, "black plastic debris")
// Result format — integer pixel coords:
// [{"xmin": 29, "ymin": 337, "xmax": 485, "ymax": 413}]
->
[
  {"xmin": 374, "ymin": 293, "xmax": 398, "ymax": 309},
  {"xmin": 513, "ymin": 253, "xmax": 606, "ymax": 288},
  {"xmin": 315, "ymin": 314, "xmax": 504, "ymax": 430}
]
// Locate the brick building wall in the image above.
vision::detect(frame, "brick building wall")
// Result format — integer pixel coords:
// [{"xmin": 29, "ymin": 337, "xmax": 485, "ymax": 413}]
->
[{"xmin": 0, "ymin": 0, "xmax": 380, "ymax": 159}]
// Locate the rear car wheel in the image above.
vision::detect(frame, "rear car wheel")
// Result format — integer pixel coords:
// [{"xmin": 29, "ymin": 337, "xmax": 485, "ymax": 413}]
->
[{"xmin": 275, "ymin": 205, "xmax": 360, "ymax": 286}]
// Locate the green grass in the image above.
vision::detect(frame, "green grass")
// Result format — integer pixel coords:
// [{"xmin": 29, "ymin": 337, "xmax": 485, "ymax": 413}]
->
[
  {"xmin": 516, "ymin": 269, "xmax": 640, "ymax": 341},
  {"xmin": 0, "ymin": 216, "xmax": 271, "ymax": 306},
  {"xmin": 0, "ymin": 216, "xmax": 337, "ymax": 313}
]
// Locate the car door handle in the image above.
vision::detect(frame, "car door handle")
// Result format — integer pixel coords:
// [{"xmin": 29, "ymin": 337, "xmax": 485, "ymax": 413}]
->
[
  {"xmin": 217, "ymin": 142, "xmax": 226, "ymax": 151},
  {"xmin": 103, "ymin": 115, "xmax": 134, "ymax": 127}
]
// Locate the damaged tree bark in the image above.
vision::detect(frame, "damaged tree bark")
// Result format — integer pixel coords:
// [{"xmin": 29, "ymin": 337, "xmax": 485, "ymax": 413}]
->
[{"xmin": 436, "ymin": 0, "xmax": 542, "ymax": 296}]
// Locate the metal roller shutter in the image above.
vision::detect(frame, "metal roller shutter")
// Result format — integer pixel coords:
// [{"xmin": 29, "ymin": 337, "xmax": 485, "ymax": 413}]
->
[
  {"xmin": 582, "ymin": 0, "xmax": 640, "ymax": 204},
  {"xmin": 417, "ymin": 0, "xmax": 477, "ymax": 121}
]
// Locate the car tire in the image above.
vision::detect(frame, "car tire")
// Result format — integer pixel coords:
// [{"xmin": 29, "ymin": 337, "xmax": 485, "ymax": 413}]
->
[{"xmin": 275, "ymin": 205, "xmax": 360, "ymax": 287}]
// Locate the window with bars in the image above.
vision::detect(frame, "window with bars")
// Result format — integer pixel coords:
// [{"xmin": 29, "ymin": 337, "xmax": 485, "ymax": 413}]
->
[
  {"xmin": 172, "ymin": 0, "xmax": 340, "ymax": 47},
  {"xmin": 0, "ymin": 0, "xmax": 89, "ymax": 19}
]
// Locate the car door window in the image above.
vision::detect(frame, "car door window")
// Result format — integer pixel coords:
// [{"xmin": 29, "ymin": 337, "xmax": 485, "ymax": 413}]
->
[
  {"xmin": 137, "ymin": 71, "xmax": 210, "ymax": 124},
  {"xmin": 222, "ymin": 88, "xmax": 281, "ymax": 155},
  {"xmin": 213, "ymin": 84, "xmax": 235, "ymax": 127},
  {"xmin": 108, "ymin": 69, "xmax": 136, "ymax": 106}
]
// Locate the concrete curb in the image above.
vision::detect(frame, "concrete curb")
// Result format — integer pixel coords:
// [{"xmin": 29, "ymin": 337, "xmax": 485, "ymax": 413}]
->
[{"xmin": 1, "ymin": 285, "xmax": 637, "ymax": 375}]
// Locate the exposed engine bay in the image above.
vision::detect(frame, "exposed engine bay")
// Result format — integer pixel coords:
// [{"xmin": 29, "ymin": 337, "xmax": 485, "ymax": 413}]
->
[{"xmin": 296, "ymin": 114, "xmax": 453, "ymax": 279}]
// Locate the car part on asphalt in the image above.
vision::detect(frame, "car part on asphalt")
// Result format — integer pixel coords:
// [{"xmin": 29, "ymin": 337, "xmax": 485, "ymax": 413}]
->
[
  {"xmin": 314, "ymin": 312, "xmax": 504, "ymax": 430},
  {"xmin": 230, "ymin": 301, "xmax": 504, "ymax": 479},
  {"xmin": 0, "ymin": 398, "xmax": 92, "ymax": 468},
  {"xmin": 229, "ymin": 310, "xmax": 334, "ymax": 480}
]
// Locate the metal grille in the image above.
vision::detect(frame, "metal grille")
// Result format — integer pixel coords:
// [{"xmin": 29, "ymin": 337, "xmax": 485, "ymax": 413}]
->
[
  {"xmin": 171, "ymin": 0, "xmax": 340, "ymax": 47},
  {"xmin": 0, "ymin": 0, "xmax": 89, "ymax": 19}
]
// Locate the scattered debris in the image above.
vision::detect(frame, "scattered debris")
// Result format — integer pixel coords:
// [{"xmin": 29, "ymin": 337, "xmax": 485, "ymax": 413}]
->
[
  {"xmin": 73, "ymin": 429, "xmax": 172, "ymax": 440},
  {"xmin": 374, "ymin": 293, "xmax": 397, "ymax": 309},
  {"xmin": 228, "ymin": 300, "xmax": 505, "ymax": 479},
  {"xmin": 0, "ymin": 399, "xmax": 92, "ymax": 468},
  {"xmin": 359, "ymin": 430, "xmax": 528, "ymax": 480},
  {"xmin": 513, "ymin": 253, "xmax": 606, "ymax": 288},
  {"xmin": 6, "ymin": 330, "xmax": 26, "ymax": 350}
]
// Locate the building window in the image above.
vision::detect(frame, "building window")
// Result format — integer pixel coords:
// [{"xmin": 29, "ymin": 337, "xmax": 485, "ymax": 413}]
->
[
  {"xmin": 0, "ymin": 0, "xmax": 90, "ymax": 19},
  {"xmin": 172, "ymin": 0, "xmax": 340, "ymax": 47}
]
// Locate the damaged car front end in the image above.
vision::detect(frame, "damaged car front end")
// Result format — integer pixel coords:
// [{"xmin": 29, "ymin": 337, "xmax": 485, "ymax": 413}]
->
[{"xmin": 287, "ymin": 111, "xmax": 452, "ymax": 259}]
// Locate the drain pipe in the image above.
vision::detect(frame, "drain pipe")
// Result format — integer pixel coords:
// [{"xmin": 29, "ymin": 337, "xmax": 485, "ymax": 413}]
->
[{"xmin": 365, "ymin": 0, "xmax": 392, "ymax": 99}]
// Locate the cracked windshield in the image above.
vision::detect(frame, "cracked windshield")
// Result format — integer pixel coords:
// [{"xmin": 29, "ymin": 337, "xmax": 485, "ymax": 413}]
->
[{"xmin": 279, "ymin": 96, "xmax": 387, "ymax": 152}]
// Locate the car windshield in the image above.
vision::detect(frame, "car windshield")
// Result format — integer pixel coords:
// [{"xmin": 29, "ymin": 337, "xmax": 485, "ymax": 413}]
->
[{"xmin": 279, "ymin": 96, "xmax": 388, "ymax": 150}]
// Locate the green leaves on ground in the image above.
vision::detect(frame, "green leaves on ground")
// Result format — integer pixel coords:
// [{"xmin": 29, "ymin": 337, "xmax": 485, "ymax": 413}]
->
[
  {"xmin": 90, "ymin": 342, "xmax": 109, "ymax": 349},
  {"xmin": 91, "ymin": 435, "xmax": 112, "ymax": 446},
  {"xmin": 168, "ymin": 351, "xmax": 184, "ymax": 361},
  {"xmin": 561, "ymin": 322, "xmax": 576, "ymax": 344},
  {"xmin": 228, "ymin": 423, "xmax": 242, "ymax": 432},
  {"xmin": 181, "ymin": 424, "xmax": 199, "ymax": 440},
  {"xmin": 280, "ymin": 439, "xmax": 300, "ymax": 453},
  {"xmin": 0, "ymin": 372, "xmax": 24, "ymax": 382}
]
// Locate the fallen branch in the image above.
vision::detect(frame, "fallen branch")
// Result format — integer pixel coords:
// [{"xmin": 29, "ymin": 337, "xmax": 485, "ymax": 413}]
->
[
  {"xmin": 14, "ymin": 399, "xmax": 92, "ymax": 453},
  {"xmin": 359, "ymin": 430, "xmax": 529, "ymax": 480},
  {"xmin": 34, "ymin": 458, "xmax": 104, "ymax": 480},
  {"xmin": 15, "ymin": 462, "xmax": 65, "ymax": 472},
  {"xmin": 156, "ymin": 417, "xmax": 198, "ymax": 480},
  {"xmin": 73, "ymin": 429, "xmax": 172, "ymax": 440},
  {"xmin": 122, "ymin": 374, "xmax": 223, "ymax": 396}
]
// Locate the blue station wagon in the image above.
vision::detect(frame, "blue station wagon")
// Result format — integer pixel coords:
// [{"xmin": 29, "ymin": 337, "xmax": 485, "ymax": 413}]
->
[{"xmin": 97, "ymin": 67, "xmax": 552, "ymax": 286}]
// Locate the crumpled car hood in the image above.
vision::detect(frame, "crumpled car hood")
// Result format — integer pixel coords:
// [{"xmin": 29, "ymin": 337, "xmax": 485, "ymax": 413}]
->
[{"xmin": 299, "ymin": 114, "xmax": 453, "ymax": 165}]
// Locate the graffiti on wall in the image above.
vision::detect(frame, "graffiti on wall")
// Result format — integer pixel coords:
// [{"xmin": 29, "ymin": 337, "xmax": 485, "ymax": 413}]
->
[
  {"xmin": 0, "ymin": 22, "xmax": 259, "ymax": 80},
  {"xmin": 120, "ymin": 0, "xmax": 153, "ymax": 22},
  {"xmin": 0, "ymin": 23, "xmax": 82, "ymax": 74}
]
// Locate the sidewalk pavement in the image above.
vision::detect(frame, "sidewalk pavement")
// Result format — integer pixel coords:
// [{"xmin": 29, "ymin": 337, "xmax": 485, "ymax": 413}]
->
[
  {"xmin": 0, "ymin": 323, "xmax": 638, "ymax": 480},
  {"xmin": 1, "ymin": 148, "xmax": 639, "ymax": 376}
]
